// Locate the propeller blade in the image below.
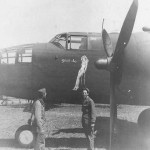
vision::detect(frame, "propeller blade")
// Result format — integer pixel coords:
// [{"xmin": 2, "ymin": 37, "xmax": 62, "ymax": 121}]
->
[
  {"xmin": 102, "ymin": 18, "xmax": 104, "ymax": 31},
  {"xmin": 102, "ymin": 29, "xmax": 114, "ymax": 57},
  {"xmin": 113, "ymin": 0, "xmax": 138, "ymax": 62},
  {"xmin": 109, "ymin": 0, "xmax": 138, "ymax": 149},
  {"xmin": 112, "ymin": 0, "xmax": 138, "ymax": 85},
  {"xmin": 109, "ymin": 72, "xmax": 117, "ymax": 150}
]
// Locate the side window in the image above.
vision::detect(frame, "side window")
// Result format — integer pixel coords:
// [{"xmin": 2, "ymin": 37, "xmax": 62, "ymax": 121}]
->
[
  {"xmin": 88, "ymin": 36, "xmax": 102, "ymax": 50},
  {"xmin": 58, "ymin": 35, "xmax": 66, "ymax": 49},
  {"xmin": 18, "ymin": 48, "xmax": 32, "ymax": 63},
  {"xmin": 51, "ymin": 34, "xmax": 67, "ymax": 49},
  {"xmin": 0, "ymin": 47, "xmax": 32, "ymax": 64},
  {"xmin": 8, "ymin": 52, "xmax": 16, "ymax": 64},
  {"xmin": 68, "ymin": 36, "xmax": 87, "ymax": 50},
  {"xmin": 1, "ymin": 52, "xmax": 7, "ymax": 64},
  {"xmin": 1, "ymin": 51, "xmax": 16, "ymax": 64}
]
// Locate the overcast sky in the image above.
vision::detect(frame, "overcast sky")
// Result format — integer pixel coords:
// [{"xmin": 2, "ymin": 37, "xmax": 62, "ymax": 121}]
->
[{"xmin": 0, "ymin": 0, "xmax": 149, "ymax": 48}]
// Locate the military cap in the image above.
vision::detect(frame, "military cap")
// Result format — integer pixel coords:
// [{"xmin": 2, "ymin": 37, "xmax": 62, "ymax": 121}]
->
[
  {"xmin": 38, "ymin": 88, "xmax": 46, "ymax": 94},
  {"xmin": 82, "ymin": 87, "xmax": 90, "ymax": 94}
]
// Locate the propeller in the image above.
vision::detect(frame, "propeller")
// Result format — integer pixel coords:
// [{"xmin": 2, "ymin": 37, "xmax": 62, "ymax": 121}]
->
[{"xmin": 95, "ymin": 0, "xmax": 138, "ymax": 149}]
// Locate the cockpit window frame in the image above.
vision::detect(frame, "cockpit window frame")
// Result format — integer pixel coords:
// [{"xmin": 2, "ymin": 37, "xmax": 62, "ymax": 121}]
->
[
  {"xmin": 50, "ymin": 33, "xmax": 67, "ymax": 49},
  {"xmin": 67, "ymin": 35, "xmax": 87, "ymax": 50},
  {"xmin": 50, "ymin": 33, "xmax": 102, "ymax": 51},
  {"xmin": 88, "ymin": 35, "xmax": 102, "ymax": 51}
]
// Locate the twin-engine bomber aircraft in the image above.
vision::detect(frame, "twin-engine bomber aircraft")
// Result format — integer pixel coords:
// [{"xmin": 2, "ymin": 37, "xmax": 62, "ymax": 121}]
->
[
  {"xmin": 0, "ymin": 31, "xmax": 143, "ymax": 104},
  {"xmin": 1, "ymin": 0, "xmax": 150, "ymax": 148}
]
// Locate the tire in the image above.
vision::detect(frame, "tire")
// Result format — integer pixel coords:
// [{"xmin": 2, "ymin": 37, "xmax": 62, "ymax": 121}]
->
[{"xmin": 15, "ymin": 124, "xmax": 35, "ymax": 148}]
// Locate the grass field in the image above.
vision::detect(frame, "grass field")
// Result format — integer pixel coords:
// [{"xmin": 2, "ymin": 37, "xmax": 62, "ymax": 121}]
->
[{"xmin": 0, "ymin": 99, "xmax": 150, "ymax": 150}]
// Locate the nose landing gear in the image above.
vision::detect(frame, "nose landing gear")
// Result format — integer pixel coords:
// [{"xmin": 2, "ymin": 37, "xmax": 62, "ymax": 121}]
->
[{"xmin": 15, "ymin": 124, "xmax": 35, "ymax": 148}]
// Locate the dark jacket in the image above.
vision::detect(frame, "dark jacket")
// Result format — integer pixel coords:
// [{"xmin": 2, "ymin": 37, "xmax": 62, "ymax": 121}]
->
[{"xmin": 82, "ymin": 96, "xmax": 96, "ymax": 125}]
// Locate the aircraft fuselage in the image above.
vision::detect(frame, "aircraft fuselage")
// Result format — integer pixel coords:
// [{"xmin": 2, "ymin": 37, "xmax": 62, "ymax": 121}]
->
[{"xmin": 0, "ymin": 32, "xmax": 150, "ymax": 105}]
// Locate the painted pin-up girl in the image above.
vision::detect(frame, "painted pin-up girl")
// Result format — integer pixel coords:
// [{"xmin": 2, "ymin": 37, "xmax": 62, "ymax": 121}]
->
[{"xmin": 73, "ymin": 55, "xmax": 89, "ymax": 90}]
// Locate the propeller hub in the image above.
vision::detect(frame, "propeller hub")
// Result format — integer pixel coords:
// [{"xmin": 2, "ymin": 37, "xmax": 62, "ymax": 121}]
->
[{"xmin": 95, "ymin": 57, "xmax": 112, "ymax": 70}]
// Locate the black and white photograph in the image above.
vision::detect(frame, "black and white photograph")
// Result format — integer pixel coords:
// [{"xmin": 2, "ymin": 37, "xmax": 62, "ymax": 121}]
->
[{"xmin": 0, "ymin": 0, "xmax": 150, "ymax": 149}]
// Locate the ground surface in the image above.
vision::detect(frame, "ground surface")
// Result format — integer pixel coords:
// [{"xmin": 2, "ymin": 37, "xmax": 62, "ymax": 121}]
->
[{"xmin": 0, "ymin": 98, "xmax": 150, "ymax": 150}]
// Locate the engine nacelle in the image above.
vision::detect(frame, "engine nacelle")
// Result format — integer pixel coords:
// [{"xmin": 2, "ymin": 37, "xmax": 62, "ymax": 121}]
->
[{"xmin": 138, "ymin": 108, "xmax": 150, "ymax": 135}]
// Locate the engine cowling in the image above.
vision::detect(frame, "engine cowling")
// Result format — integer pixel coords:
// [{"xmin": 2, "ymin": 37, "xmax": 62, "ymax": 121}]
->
[{"xmin": 138, "ymin": 108, "xmax": 150, "ymax": 135}]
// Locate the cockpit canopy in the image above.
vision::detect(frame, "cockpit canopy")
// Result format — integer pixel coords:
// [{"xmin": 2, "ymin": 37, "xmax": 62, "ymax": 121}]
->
[{"xmin": 50, "ymin": 32, "xmax": 102, "ymax": 51}]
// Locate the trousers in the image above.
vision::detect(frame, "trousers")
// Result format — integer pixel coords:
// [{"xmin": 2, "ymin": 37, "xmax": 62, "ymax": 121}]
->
[
  {"xmin": 34, "ymin": 132, "xmax": 45, "ymax": 150},
  {"xmin": 82, "ymin": 121, "xmax": 95, "ymax": 150}
]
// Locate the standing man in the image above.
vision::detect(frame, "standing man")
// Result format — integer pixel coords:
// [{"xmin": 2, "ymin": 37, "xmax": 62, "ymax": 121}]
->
[
  {"xmin": 81, "ymin": 88, "xmax": 96, "ymax": 150},
  {"xmin": 29, "ymin": 88, "xmax": 47, "ymax": 150}
]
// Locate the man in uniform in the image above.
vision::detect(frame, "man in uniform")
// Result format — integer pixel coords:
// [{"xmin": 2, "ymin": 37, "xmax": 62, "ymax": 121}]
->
[
  {"xmin": 81, "ymin": 88, "xmax": 96, "ymax": 150},
  {"xmin": 29, "ymin": 88, "xmax": 47, "ymax": 150}
]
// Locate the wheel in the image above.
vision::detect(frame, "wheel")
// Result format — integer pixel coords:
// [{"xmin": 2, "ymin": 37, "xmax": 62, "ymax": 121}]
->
[{"xmin": 15, "ymin": 124, "xmax": 35, "ymax": 148}]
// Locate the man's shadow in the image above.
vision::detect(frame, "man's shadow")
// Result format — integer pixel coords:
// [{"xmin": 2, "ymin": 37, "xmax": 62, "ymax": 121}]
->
[
  {"xmin": 45, "ymin": 117, "xmax": 110, "ymax": 149},
  {"xmin": 0, "ymin": 117, "xmax": 149, "ymax": 149},
  {"xmin": 45, "ymin": 116, "xmax": 149, "ymax": 149}
]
